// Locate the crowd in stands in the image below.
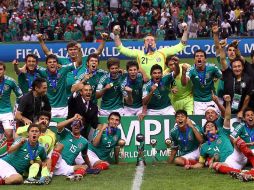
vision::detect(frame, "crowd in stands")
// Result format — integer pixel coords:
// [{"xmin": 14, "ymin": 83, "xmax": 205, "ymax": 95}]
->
[{"xmin": 0, "ymin": 0, "xmax": 254, "ymax": 42}]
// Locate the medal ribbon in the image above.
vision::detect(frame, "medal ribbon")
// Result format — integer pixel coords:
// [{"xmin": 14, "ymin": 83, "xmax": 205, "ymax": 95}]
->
[
  {"xmin": 195, "ymin": 65, "xmax": 206, "ymax": 87},
  {"xmin": 0, "ymin": 78, "xmax": 5, "ymax": 95},
  {"xmin": 207, "ymin": 132, "xmax": 218, "ymax": 145},
  {"xmin": 47, "ymin": 69, "xmax": 58, "ymax": 91},
  {"xmin": 144, "ymin": 45, "xmax": 157, "ymax": 54},
  {"xmin": 178, "ymin": 126, "xmax": 190, "ymax": 149},
  {"xmin": 245, "ymin": 124, "xmax": 254, "ymax": 142},
  {"xmin": 26, "ymin": 70, "xmax": 37, "ymax": 89},
  {"xmin": 27, "ymin": 141, "xmax": 39, "ymax": 162}
]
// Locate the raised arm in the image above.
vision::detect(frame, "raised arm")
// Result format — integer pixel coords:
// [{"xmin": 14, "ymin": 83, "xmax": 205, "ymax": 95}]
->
[
  {"xmin": 142, "ymin": 84, "xmax": 157, "ymax": 106},
  {"xmin": 212, "ymin": 23, "xmax": 220, "ymax": 56},
  {"xmin": 219, "ymin": 39, "xmax": 228, "ymax": 71},
  {"xmin": 56, "ymin": 114, "xmax": 82, "ymax": 132},
  {"xmin": 94, "ymin": 33, "xmax": 108, "ymax": 55},
  {"xmin": 124, "ymin": 86, "xmax": 133, "ymax": 105},
  {"xmin": 8, "ymin": 138, "xmax": 26, "ymax": 153},
  {"xmin": 211, "ymin": 90, "xmax": 225, "ymax": 117},
  {"xmin": 187, "ymin": 119, "xmax": 203, "ymax": 144},
  {"xmin": 181, "ymin": 64, "xmax": 189, "ymax": 86},
  {"xmin": 223, "ymin": 95, "xmax": 231, "ymax": 129},
  {"xmin": 37, "ymin": 33, "xmax": 52, "ymax": 56},
  {"xmin": 113, "ymin": 25, "xmax": 122, "ymax": 47},
  {"xmin": 92, "ymin": 124, "xmax": 108, "ymax": 147}
]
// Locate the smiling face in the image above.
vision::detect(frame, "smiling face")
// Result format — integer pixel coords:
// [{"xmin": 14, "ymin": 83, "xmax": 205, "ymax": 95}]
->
[
  {"xmin": 46, "ymin": 58, "xmax": 58, "ymax": 73},
  {"xmin": 71, "ymin": 120, "xmax": 82, "ymax": 136},
  {"xmin": 26, "ymin": 56, "xmax": 38, "ymax": 72},
  {"xmin": 232, "ymin": 60, "xmax": 243, "ymax": 77},
  {"xmin": 151, "ymin": 69, "xmax": 162, "ymax": 83},
  {"xmin": 87, "ymin": 57, "xmax": 99, "ymax": 73},
  {"xmin": 109, "ymin": 64, "xmax": 119, "ymax": 79},
  {"xmin": 244, "ymin": 110, "xmax": 254, "ymax": 127},
  {"xmin": 108, "ymin": 115, "xmax": 120, "ymax": 128},
  {"xmin": 204, "ymin": 122, "xmax": 217, "ymax": 135},
  {"xmin": 205, "ymin": 109, "xmax": 218, "ymax": 122},
  {"xmin": 128, "ymin": 66, "xmax": 138, "ymax": 80},
  {"xmin": 80, "ymin": 84, "xmax": 92, "ymax": 101},
  {"xmin": 67, "ymin": 46, "xmax": 78, "ymax": 60},
  {"xmin": 176, "ymin": 113, "xmax": 187, "ymax": 128}
]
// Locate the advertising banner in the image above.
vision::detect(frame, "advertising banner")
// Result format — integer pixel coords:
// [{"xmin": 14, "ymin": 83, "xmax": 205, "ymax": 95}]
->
[{"xmin": 1, "ymin": 38, "xmax": 253, "ymax": 62}]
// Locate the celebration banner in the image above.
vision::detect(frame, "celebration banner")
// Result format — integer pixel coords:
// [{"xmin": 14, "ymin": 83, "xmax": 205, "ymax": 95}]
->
[{"xmin": 1, "ymin": 38, "xmax": 253, "ymax": 62}]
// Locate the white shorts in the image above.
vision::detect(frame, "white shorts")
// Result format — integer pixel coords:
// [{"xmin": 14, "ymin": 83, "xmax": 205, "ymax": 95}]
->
[
  {"xmin": 87, "ymin": 149, "xmax": 101, "ymax": 167},
  {"xmin": 54, "ymin": 155, "xmax": 74, "ymax": 176},
  {"xmin": 51, "ymin": 107, "xmax": 68, "ymax": 118},
  {"xmin": 147, "ymin": 105, "xmax": 175, "ymax": 115},
  {"xmin": 75, "ymin": 152, "xmax": 85, "ymax": 165},
  {"xmin": 0, "ymin": 112, "xmax": 15, "ymax": 130},
  {"xmin": 181, "ymin": 148, "xmax": 200, "ymax": 160},
  {"xmin": 123, "ymin": 106, "xmax": 142, "ymax": 116},
  {"xmin": 99, "ymin": 108, "xmax": 124, "ymax": 116},
  {"xmin": 194, "ymin": 101, "xmax": 218, "ymax": 115},
  {"xmin": 224, "ymin": 148, "xmax": 247, "ymax": 170},
  {"xmin": 0, "ymin": 159, "xmax": 18, "ymax": 178}
]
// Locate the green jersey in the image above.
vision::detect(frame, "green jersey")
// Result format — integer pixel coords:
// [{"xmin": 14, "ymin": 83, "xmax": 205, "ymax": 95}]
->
[
  {"xmin": 96, "ymin": 73, "xmax": 124, "ymax": 110},
  {"xmin": 164, "ymin": 64, "xmax": 193, "ymax": 103},
  {"xmin": 37, "ymin": 64, "xmax": 75, "ymax": 107},
  {"xmin": 200, "ymin": 127, "xmax": 233, "ymax": 162},
  {"xmin": 57, "ymin": 56, "xmax": 87, "ymax": 66},
  {"xmin": 170, "ymin": 125, "xmax": 202, "ymax": 156},
  {"xmin": 0, "ymin": 76, "xmax": 23, "ymax": 114},
  {"xmin": 116, "ymin": 42, "xmax": 185, "ymax": 79},
  {"xmin": 88, "ymin": 128, "xmax": 121, "ymax": 160},
  {"xmin": 77, "ymin": 68, "xmax": 107, "ymax": 105},
  {"xmin": 156, "ymin": 29, "xmax": 165, "ymax": 40},
  {"xmin": 186, "ymin": 63, "xmax": 222, "ymax": 102},
  {"xmin": 142, "ymin": 73, "xmax": 174, "ymax": 109},
  {"xmin": 58, "ymin": 128, "xmax": 88, "ymax": 165},
  {"xmin": 2, "ymin": 138, "xmax": 47, "ymax": 174},
  {"xmin": 121, "ymin": 73, "xmax": 143, "ymax": 108},
  {"xmin": 18, "ymin": 70, "xmax": 41, "ymax": 94},
  {"xmin": 231, "ymin": 123, "xmax": 254, "ymax": 149}
]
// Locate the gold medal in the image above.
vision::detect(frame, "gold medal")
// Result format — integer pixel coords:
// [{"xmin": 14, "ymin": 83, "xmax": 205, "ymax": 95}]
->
[{"xmin": 30, "ymin": 160, "xmax": 34, "ymax": 164}]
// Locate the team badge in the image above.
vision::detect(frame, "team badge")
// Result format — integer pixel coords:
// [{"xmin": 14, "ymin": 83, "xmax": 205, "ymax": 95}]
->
[
  {"xmin": 78, "ymin": 143, "xmax": 83, "ymax": 149},
  {"xmin": 216, "ymin": 139, "xmax": 222, "ymax": 145},
  {"xmin": 156, "ymin": 58, "xmax": 161, "ymax": 62},
  {"xmin": 205, "ymin": 73, "xmax": 210, "ymax": 79},
  {"xmin": 241, "ymin": 82, "xmax": 246, "ymax": 88},
  {"xmin": 4, "ymin": 85, "xmax": 9, "ymax": 91}
]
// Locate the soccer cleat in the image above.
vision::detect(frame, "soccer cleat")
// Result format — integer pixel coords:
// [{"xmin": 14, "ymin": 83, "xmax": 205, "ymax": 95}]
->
[
  {"xmin": 38, "ymin": 176, "xmax": 52, "ymax": 185},
  {"xmin": 238, "ymin": 174, "xmax": 254, "ymax": 182},
  {"xmin": 66, "ymin": 174, "xmax": 83, "ymax": 181},
  {"xmin": 24, "ymin": 177, "xmax": 40, "ymax": 185},
  {"xmin": 229, "ymin": 171, "xmax": 240, "ymax": 179}
]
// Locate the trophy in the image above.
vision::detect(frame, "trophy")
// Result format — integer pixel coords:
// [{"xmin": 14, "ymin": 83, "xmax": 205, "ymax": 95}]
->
[
  {"xmin": 118, "ymin": 139, "xmax": 126, "ymax": 159},
  {"xmin": 136, "ymin": 134, "xmax": 146, "ymax": 166},
  {"xmin": 165, "ymin": 138, "xmax": 172, "ymax": 156},
  {"xmin": 150, "ymin": 139, "xmax": 158, "ymax": 165}
]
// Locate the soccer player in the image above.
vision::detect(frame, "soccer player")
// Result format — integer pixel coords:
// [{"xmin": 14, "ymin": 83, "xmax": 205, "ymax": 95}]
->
[
  {"xmin": 121, "ymin": 61, "xmax": 143, "ymax": 116},
  {"xmin": 15, "ymin": 78, "xmax": 51, "ymax": 126},
  {"xmin": 96, "ymin": 58, "xmax": 125, "ymax": 116},
  {"xmin": 0, "ymin": 124, "xmax": 47, "ymax": 185},
  {"xmin": 168, "ymin": 110, "xmax": 203, "ymax": 167},
  {"xmin": 88, "ymin": 112, "xmax": 123, "ymax": 170},
  {"xmin": 142, "ymin": 64, "xmax": 179, "ymax": 115},
  {"xmin": 112, "ymin": 24, "xmax": 188, "ymax": 81},
  {"xmin": 37, "ymin": 54, "xmax": 81, "ymax": 118},
  {"xmin": 164, "ymin": 56, "xmax": 193, "ymax": 115},
  {"xmin": 37, "ymin": 33, "xmax": 108, "ymax": 95},
  {"xmin": 181, "ymin": 49, "xmax": 222, "ymax": 115},
  {"xmin": 71, "ymin": 53, "xmax": 107, "ymax": 105},
  {"xmin": 51, "ymin": 114, "xmax": 91, "ymax": 180},
  {"xmin": 16, "ymin": 111, "xmax": 56, "ymax": 184},
  {"xmin": 0, "ymin": 62, "xmax": 23, "ymax": 150},
  {"xmin": 13, "ymin": 54, "xmax": 41, "ymax": 94}
]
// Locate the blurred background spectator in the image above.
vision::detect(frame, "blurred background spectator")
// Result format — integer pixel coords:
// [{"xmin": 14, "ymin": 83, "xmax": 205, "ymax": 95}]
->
[{"xmin": 0, "ymin": 0, "xmax": 254, "ymax": 42}]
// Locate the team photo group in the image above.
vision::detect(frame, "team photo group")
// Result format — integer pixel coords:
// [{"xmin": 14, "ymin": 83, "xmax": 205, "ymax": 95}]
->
[{"xmin": 1, "ymin": 15, "xmax": 254, "ymax": 186}]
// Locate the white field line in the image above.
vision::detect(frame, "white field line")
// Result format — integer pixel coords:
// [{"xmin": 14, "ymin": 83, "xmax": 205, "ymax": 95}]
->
[{"xmin": 131, "ymin": 164, "xmax": 145, "ymax": 190}]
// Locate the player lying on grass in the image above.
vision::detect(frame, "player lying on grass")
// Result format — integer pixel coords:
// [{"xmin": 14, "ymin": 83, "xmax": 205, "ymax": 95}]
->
[
  {"xmin": 168, "ymin": 109, "xmax": 203, "ymax": 166},
  {"xmin": 0, "ymin": 124, "xmax": 47, "ymax": 185},
  {"xmin": 16, "ymin": 111, "xmax": 56, "ymax": 184},
  {"xmin": 88, "ymin": 112, "xmax": 125, "ymax": 170}
]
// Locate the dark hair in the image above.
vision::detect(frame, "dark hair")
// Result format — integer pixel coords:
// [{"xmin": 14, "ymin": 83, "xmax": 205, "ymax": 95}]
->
[
  {"xmin": 27, "ymin": 123, "xmax": 41, "ymax": 132},
  {"xmin": 150, "ymin": 64, "xmax": 162, "ymax": 75},
  {"xmin": 203, "ymin": 121, "xmax": 218, "ymax": 132},
  {"xmin": 175, "ymin": 109, "xmax": 188, "ymax": 118},
  {"xmin": 243, "ymin": 107, "xmax": 254, "ymax": 118},
  {"xmin": 32, "ymin": 77, "xmax": 47, "ymax": 91},
  {"xmin": 38, "ymin": 111, "xmax": 51, "ymax": 121},
  {"xmin": 25, "ymin": 54, "xmax": 38, "ymax": 63},
  {"xmin": 194, "ymin": 49, "xmax": 207, "ymax": 58},
  {"xmin": 126, "ymin": 60, "xmax": 139, "ymax": 70},
  {"xmin": 251, "ymin": 50, "xmax": 254, "ymax": 59},
  {"xmin": 87, "ymin": 53, "xmax": 99, "ymax": 64},
  {"xmin": 107, "ymin": 58, "xmax": 120, "ymax": 69},
  {"xmin": 108, "ymin": 112, "xmax": 121, "ymax": 121},
  {"xmin": 66, "ymin": 40, "xmax": 78, "ymax": 50},
  {"xmin": 226, "ymin": 44, "xmax": 236, "ymax": 51},
  {"xmin": 165, "ymin": 56, "xmax": 179, "ymax": 67},
  {"xmin": 231, "ymin": 57, "xmax": 244, "ymax": 67},
  {"xmin": 46, "ymin": 54, "xmax": 58, "ymax": 64},
  {"xmin": 0, "ymin": 61, "xmax": 6, "ymax": 70}
]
